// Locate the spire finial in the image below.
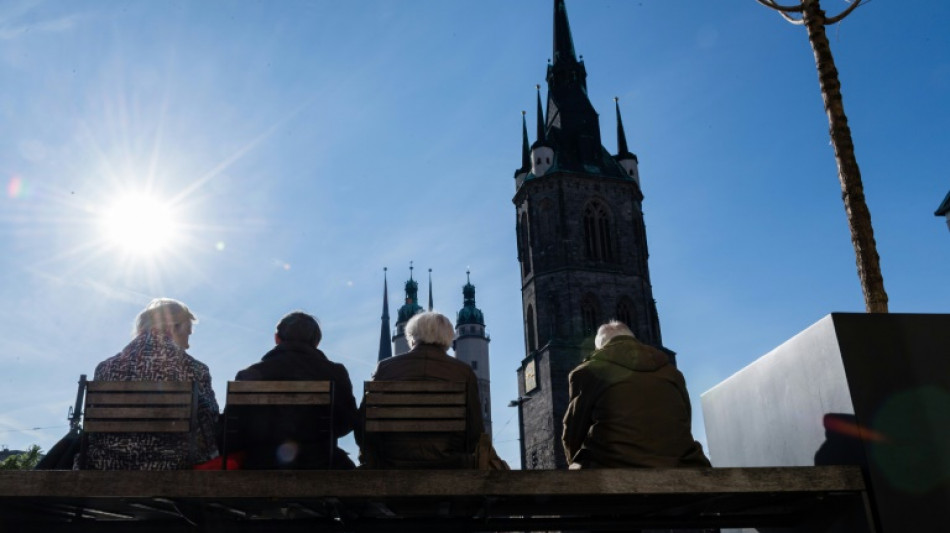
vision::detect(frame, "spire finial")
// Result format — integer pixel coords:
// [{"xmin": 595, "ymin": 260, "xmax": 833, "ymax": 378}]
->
[
  {"xmin": 466, "ymin": 268, "xmax": 471, "ymax": 284},
  {"xmin": 535, "ymin": 85, "xmax": 545, "ymax": 143},
  {"xmin": 409, "ymin": 261, "xmax": 414, "ymax": 280},
  {"xmin": 428, "ymin": 268, "xmax": 433, "ymax": 311},
  {"xmin": 615, "ymin": 97, "xmax": 630, "ymax": 156}
]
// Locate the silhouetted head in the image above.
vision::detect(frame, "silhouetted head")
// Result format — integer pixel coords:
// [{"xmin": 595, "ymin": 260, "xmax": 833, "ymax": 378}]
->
[
  {"xmin": 133, "ymin": 298, "xmax": 196, "ymax": 349},
  {"xmin": 275, "ymin": 311, "xmax": 322, "ymax": 347}
]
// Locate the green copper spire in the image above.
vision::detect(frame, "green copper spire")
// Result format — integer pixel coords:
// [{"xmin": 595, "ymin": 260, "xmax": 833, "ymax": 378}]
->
[
  {"xmin": 456, "ymin": 270, "xmax": 485, "ymax": 326},
  {"xmin": 396, "ymin": 262, "xmax": 423, "ymax": 323}
]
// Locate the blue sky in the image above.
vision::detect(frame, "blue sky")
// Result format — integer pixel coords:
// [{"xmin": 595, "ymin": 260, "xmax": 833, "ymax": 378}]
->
[{"xmin": 1, "ymin": 0, "xmax": 948, "ymax": 467}]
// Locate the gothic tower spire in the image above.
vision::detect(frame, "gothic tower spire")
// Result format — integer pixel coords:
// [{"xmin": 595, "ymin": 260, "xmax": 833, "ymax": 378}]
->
[
  {"xmin": 513, "ymin": 0, "xmax": 666, "ymax": 470},
  {"xmin": 378, "ymin": 267, "xmax": 393, "ymax": 361},
  {"xmin": 521, "ymin": 110, "xmax": 530, "ymax": 171},
  {"xmin": 392, "ymin": 262, "xmax": 423, "ymax": 356}
]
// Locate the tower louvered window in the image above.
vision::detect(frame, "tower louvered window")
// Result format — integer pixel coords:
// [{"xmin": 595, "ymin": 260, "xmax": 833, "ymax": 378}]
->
[
  {"xmin": 526, "ymin": 305, "xmax": 537, "ymax": 352},
  {"xmin": 583, "ymin": 202, "xmax": 614, "ymax": 262},
  {"xmin": 580, "ymin": 296, "xmax": 599, "ymax": 338},
  {"xmin": 520, "ymin": 212, "xmax": 532, "ymax": 275},
  {"xmin": 616, "ymin": 297, "xmax": 636, "ymax": 335}
]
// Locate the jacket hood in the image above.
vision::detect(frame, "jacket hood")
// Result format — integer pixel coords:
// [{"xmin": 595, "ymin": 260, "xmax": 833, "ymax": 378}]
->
[{"xmin": 590, "ymin": 336, "xmax": 669, "ymax": 372}]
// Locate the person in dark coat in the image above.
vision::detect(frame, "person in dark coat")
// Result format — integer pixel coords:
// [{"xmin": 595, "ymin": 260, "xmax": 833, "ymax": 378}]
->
[
  {"xmin": 227, "ymin": 311, "xmax": 358, "ymax": 469},
  {"xmin": 562, "ymin": 320, "xmax": 710, "ymax": 469},
  {"xmin": 356, "ymin": 311, "xmax": 484, "ymax": 469}
]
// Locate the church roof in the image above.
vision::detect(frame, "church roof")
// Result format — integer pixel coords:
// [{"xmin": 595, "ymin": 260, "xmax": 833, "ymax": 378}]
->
[
  {"xmin": 518, "ymin": 0, "xmax": 635, "ymax": 184},
  {"xmin": 396, "ymin": 267, "xmax": 423, "ymax": 324},
  {"xmin": 456, "ymin": 271, "xmax": 484, "ymax": 326},
  {"xmin": 935, "ymin": 190, "xmax": 950, "ymax": 216}
]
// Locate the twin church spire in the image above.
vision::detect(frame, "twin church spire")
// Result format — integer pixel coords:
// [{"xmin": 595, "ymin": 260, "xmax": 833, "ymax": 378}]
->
[{"xmin": 377, "ymin": 265, "xmax": 486, "ymax": 361}]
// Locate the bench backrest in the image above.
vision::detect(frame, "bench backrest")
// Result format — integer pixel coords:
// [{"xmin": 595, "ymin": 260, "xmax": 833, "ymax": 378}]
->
[
  {"xmin": 363, "ymin": 381, "xmax": 466, "ymax": 433},
  {"xmin": 222, "ymin": 380, "xmax": 334, "ymax": 469},
  {"xmin": 79, "ymin": 381, "xmax": 196, "ymax": 468}
]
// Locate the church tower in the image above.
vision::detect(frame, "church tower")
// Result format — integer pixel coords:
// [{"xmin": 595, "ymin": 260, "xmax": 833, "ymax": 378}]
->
[
  {"xmin": 453, "ymin": 271, "xmax": 492, "ymax": 436},
  {"xmin": 391, "ymin": 265, "xmax": 424, "ymax": 357},
  {"xmin": 514, "ymin": 0, "xmax": 667, "ymax": 469}
]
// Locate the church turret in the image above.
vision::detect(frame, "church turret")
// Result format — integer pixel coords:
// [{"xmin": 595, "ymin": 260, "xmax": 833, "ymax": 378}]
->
[
  {"xmin": 453, "ymin": 270, "xmax": 492, "ymax": 436},
  {"xmin": 514, "ymin": 111, "xmax": 531, "ymax": 189},
  {"xmin": 613, "ymin": 97, "xmax": 640, "ymax": 185},
  {"xmin": 378, "ymin": 267, "xmax": 393, "ymax": 361},
  {"xmin": 392, "ymin": 263, "xmax": 423, "ymax": 356},
  {"xmin": 530, "ymin": 85, "xmax": 554, "ymax": 177}
]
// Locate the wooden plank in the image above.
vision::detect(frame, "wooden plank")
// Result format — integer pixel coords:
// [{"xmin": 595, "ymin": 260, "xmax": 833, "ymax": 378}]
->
[
  {"xmin": 364, "ymin": 420, "xmax": 467, "ymax": 432},
  {"xmin": 364, "ymin": 406, "xmax": 465, "ymax": 419},
  {"xmin": 227, "ymin": 393, "xmax": 331, "ymax": 406},
  {"xmin": 83, "ymin": 420, "xmax": 190, "ymax": 433},
  {"xmin": 87, "ymin": 381, "xmax": 191, "ymax": 393},
  {"xmin": 0, "ymin": 467, "xmax": 868, "ymax": 499},
  {"xmin": 85, "ymin": 392, "xmax": 192, "ymax": 405},
  {"xmin": 84, "ymin": 407, "xmax": 192, "ymax": 419},
  {"xmin": 228, "ymin": 381, "xmax": 331, "ymax": 393},
  {"xmin": 363, "ymin": 393, "xmax": 465, "ymax": 406},
  {"xmin": 365, "ymin": 381, "xmax": 465, "ymax": 393}
]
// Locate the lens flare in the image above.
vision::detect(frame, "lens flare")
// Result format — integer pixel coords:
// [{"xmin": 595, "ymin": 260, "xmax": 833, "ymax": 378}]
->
[{"xmin": 7, "ymin": 176, "xmax": 23, "ymax": 198}]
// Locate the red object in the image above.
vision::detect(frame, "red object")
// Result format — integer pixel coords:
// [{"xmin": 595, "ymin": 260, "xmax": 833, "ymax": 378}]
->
[{"xmin": 193, "ymin": 451, "xmax": 245, "ymax": 470}]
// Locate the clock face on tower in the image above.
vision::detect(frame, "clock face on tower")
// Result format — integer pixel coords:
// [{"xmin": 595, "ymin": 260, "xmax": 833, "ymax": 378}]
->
[{"xmin": 524, "ymin": 359, "xmax": 537, "ymax": 393}]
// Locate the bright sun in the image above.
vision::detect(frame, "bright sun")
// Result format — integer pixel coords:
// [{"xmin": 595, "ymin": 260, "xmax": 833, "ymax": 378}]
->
[{"xmin": 100, "ymin": 193, "xmax": 179, "ymax": 256}]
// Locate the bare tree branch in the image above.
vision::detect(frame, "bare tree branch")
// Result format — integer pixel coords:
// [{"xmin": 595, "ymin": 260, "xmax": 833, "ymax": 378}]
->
[
  {"xmin": 825, "ymin": 0, "xmax": 866, "ymax": 25},
  {"xmin": 755, "ymin": 0, "xmax": 804, "ymax": 12},
  {"xmin": 780, "ymin": 11, "xmax": 806, "ymax": 25}
]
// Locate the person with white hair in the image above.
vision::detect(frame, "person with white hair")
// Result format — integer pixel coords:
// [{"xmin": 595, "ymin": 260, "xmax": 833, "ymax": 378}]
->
[
  {"xmin": 562, "ymin": 320, "xmax": 710, "ymax": 469},
  {"xmin": 356, "ymin": 311, "xmax": 485, "ymax": 468},
  {"xmin": 80, "ymin": 298, "xmax": 220, "ymax": 470}
]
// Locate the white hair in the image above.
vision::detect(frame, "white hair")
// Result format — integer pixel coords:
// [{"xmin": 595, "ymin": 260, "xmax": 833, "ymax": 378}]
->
[
  {"xmin": 133, "ymin": 298, "xmax": 196, "ymax": 338},
  {"xmin": 405, "ymin": 311, "xmax": 455, "ymax": 350},
  {"xmin": 594, "ymin": 320, "xmax": 635, "ymax": 350}
]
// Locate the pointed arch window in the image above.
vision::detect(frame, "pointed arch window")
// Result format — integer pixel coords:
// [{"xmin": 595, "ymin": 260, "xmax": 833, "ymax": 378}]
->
[
  {"xmin": 615, "ymin": 297, "xmax": 636, "ymax": 336},
  {"xmin": 580, "ymin": 295, "xmax": 600, "ymax": 339},
  {"xmin": 526, "ymin": 305, "xmax": 537, "ymax": 353},
  {"xmin": 583, "ymin": 202, "xmax": 614, "ymax": 262},
  {"xmin": 519, "ymin": 212, "xmax": 532, "ymax": 276}
]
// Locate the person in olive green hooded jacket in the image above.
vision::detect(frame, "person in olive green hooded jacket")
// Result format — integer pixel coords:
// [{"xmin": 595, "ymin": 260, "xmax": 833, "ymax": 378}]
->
[{"xmin": 562, "ymin": 320, "xmax": 710, "ymax": 469}]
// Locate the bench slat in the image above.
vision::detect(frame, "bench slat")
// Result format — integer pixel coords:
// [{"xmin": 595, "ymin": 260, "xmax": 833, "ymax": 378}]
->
[
  {"xmin": 85, "ymin": 392, "xmax": 192, "ymax": 405},
  {"xmin": 365, "ymin": 381, "xmax": 465, "ymax": 393},
  {"xmin": 227, "ymin": 393, "xmax": 331, "ymax": 406},
  {"xmin": 84, "ymin": 407, "xmax": 191, "ymax": 419},
  {"xmin": 228, "ymin": 381, "xmax": 331, "ymax": 393},
  {"xmin": 365, "ymin": 420, "xmax": 467, "ymax": 432},
  {"xmin": 86, "ymin": 381, "xmax": 192, "ymax": 393},
  {"xmin": 364, "ymin": 393, "xmax": 465, "ymax": 406},
  {"xmin": 83, "ymin": 420, "xmax": 190, "ymax": 433},
  {"xmin": 365, "ymin": 406, "xmax": 465, "ymax": 419}
]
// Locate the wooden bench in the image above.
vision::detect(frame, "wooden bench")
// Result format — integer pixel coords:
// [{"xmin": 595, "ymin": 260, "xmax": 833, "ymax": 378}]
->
[
  {"xmin": 222, "ymin": 380, "xmax": 334, "ymax": 469},
  {"xmin": 78, "ymin": 381, "xmax": 196, "ymax": 469},
  {"xmin": 361, "ymin": 381, "xmax": 471, "ymax": 468},
  {"xmin": 0, "ymin": 467, "xmax": 876, "ymax": 531}
]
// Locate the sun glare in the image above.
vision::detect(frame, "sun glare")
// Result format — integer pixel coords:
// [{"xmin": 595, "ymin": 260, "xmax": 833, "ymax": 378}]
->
[{"xmin": 100, "ymin": 193, "xmax": 178, "ymax": 256}]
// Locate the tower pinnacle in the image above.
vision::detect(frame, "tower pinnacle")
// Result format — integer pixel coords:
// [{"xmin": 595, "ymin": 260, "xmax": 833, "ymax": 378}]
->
[{"xmin": 378, "ymin": 268, "xmax": 393, "ymax": 361}]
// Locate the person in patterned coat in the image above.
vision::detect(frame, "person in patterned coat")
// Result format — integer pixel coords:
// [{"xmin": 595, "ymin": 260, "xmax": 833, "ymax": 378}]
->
[{"xmin": 79, "ymin": 298, "xmax": 220, "ymax": 470}]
